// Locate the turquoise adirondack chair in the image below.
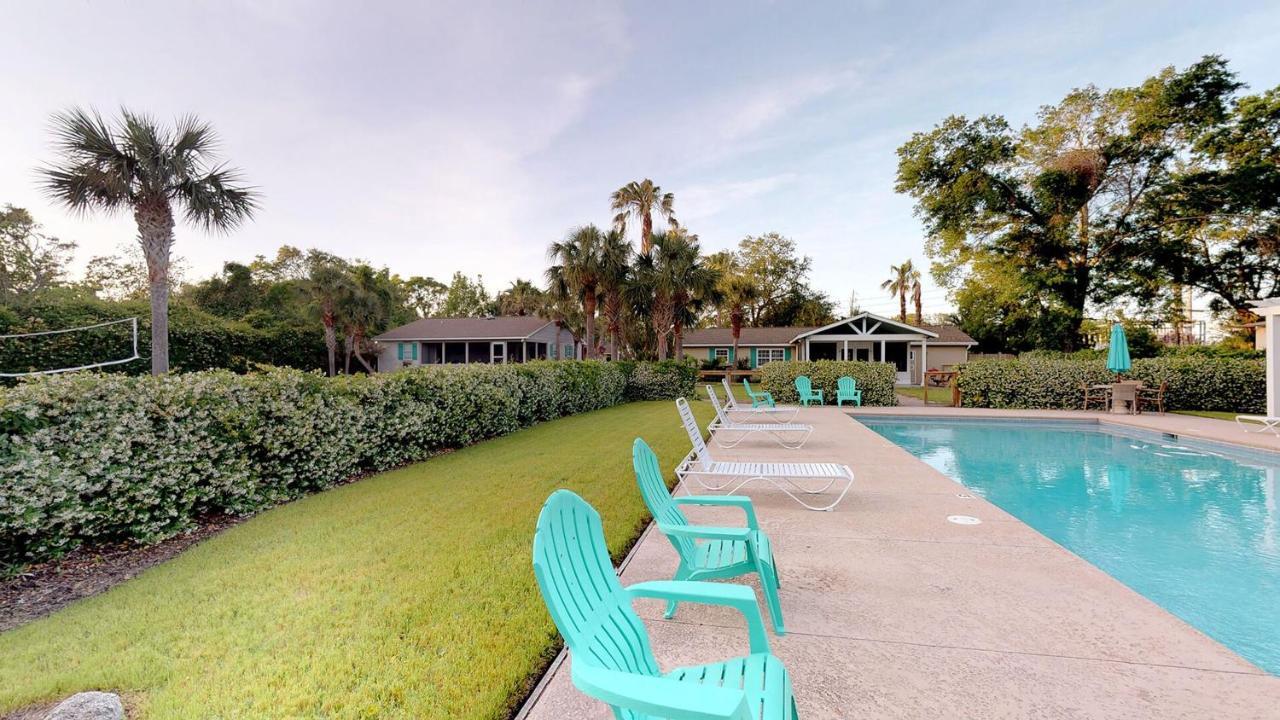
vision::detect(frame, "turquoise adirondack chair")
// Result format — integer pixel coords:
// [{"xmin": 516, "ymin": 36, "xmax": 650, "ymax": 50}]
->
[
  {"xmin": 835, "ymin": 376, "xmax": 862, "ymax": 407},
  {"xmin": 532, "ymin": 490, "xmax": 799, "ymax": 719},
  {"xmin": 633, "ymin": 438, "xmax": 784, "ymax": 634},
  {"xmin": 793, "ymin": 376, "xmax": 823, "ymax": 406},
  {"xmin": 741, "ymin": 379, "xmax": 775, "ymax": 408}
]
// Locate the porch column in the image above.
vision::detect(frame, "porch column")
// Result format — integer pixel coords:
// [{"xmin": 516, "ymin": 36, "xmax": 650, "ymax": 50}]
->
[
  {"xmin": 842, "ymin": 339, "xmax": 848, "ymax": 361},
  {"xmin": 880, "ymin": 339, "xmax": 886, "ymax": 363},
  {"xmin": 464, "ymin": 343, "xmax": 470, "ymax": 363},
  {"xmin": 921, "ymin": 339, "xmax": 928, "ymax": 387},
  {"xmin": 1266, "ymin": 306, "xmax": 1279, "ymax": 416}
]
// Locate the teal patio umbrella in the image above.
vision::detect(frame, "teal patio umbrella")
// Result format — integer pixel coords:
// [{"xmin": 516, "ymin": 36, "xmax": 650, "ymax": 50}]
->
[{"xmin": 1106, "ymin": 322, "xmax": 1131, "ymax": 376}]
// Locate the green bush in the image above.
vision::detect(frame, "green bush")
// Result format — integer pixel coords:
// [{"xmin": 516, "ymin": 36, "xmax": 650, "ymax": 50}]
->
[
  {"xmin": 616, "ymin": 358, "xmax": 699, "ymax": 401},
  {"xmin": 758, "ymin": 360, "xmax": 897, "ymax": 406},
  {"xmin": 0, "ymin": 360, "xmax": 682, "ymax": 570},
  {"xmin": 955, "ymin": 357, "xmax": 1265, "ymax": 412}
]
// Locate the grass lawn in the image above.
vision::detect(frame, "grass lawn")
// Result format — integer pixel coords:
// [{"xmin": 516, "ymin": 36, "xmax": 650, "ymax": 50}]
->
[
  {"xmin": 0, "ymin": 400, "xmax": 712, "ymax": 719},
  {"xmin": 1171, "ymin": 410, "xmax": 1243, "ymax": 422},
  {"xmin": 699, "ymin": 381, "xmax": 752, "ymax": 403},
  {"xmin": 893, "ymin": 384, "xmax": 952, "ymax": 405}
]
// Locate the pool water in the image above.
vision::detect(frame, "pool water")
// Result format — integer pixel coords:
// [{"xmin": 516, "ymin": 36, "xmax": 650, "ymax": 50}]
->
[{"xmin": 859, "ymin": 418, "xmax": 1280, "ymax": 674}]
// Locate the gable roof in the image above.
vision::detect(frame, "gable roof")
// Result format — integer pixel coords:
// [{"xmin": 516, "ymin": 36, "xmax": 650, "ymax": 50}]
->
[
  {"xmin": 374, "ymin": 316, "xmax": 554, "ymax": 342},
  {"xmin": 682, "ymin": 326, "xmax": 815, "ymax": 347},
  {"xmin": 793, "ymin": 312, "xmax": 939, "ymax": 340},
  {"xmin": 915, "ymin": 324, "xmax": 977, "ymax": 345}
]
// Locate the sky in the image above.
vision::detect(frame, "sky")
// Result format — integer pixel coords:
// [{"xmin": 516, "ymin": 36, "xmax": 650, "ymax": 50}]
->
[{"xmin": 2, "ymin": 1, "xmax": 1279, "ymax": 318}]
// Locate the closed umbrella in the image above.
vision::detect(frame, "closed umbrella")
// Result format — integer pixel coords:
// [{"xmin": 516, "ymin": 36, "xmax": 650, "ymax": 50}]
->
[{"xmin": 1106, "ymin": 323, "xmax": 1131, "ymax": 376}]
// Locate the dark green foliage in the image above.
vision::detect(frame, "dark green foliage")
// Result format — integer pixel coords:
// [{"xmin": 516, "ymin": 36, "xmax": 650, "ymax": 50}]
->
[{"xmin": 758, "ymin": 360, "xmax": 897, "ymax": 406}]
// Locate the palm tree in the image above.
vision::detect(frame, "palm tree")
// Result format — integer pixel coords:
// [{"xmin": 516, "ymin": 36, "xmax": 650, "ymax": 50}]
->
[
  {"xmin": 629, "ymin": 231, "xmax": 719, "ymax": 359},
  {"xmin": 908, "ymin": 264, "xmax": 924, "ymax": 325},
  {"xmin": 627, "ymin": 249, "xmax": 673, "ymax": 359},
  {"xmin": 307, "ymin": 253, "xmax": 350, "ymax": 377},
  {"xmin": 610, "ymin": 179, "xmax": 677, "ymax": 254},
  {"xmin": 719, "ymin": 274, "xmax": 760, "ymax": 367},
  {"xmin": 497, "ymin": 278, "xmax": 544, "ymax": 316},
  {"xmin": 597, "ymin": 229, "xmax": 632, "ymax": 359},
  {"xmin": 880, "ymin": 260, "xmax": 914, "ymax": 323},
  {"xmin": 40, "ymin": 108, "xmax": 258, "ymax": 374},
  {"xmin": 546, "ymin": 225, "xmax": 604, "ymax": 359},
  {"xmin": 339, "ymin": 264, "xmax": 393, "ymax": 373}
]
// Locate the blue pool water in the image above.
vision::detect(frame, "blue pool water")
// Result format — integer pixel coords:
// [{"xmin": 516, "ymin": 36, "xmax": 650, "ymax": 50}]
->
[{"xmin": 859, "ymin": 418, "xmax": 1280, "ymax": 674}]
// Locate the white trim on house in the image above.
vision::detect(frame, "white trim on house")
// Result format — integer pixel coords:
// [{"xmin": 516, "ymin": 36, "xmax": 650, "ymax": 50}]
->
[{"xmin": 791, "ymin": 313, "xmax": 939, "ymax": 342}]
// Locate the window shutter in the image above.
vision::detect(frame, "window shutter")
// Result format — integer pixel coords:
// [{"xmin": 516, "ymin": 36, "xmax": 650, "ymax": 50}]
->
[
  {"xmin": 411, "ymin": 344, "xmax": 419, "ymax": 361},
  {"xmin": 397, "ymin": 343, "xmax": 404, "ymax": 361}
]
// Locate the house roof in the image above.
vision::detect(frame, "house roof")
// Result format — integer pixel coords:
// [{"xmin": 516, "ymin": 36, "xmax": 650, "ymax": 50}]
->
[
  {"xmin": 793, "ymin": 312, "xmax": 939, "ymax": 340},
  {"xmin": 374, "ymin": 316, "xmax": 554, "ymax": 341},
  {"xmin": 915, "ymin": 324, "xmax": 977, "ymax": 345},
  {"xmin": 682, "ymin": 326, "xmax": 816, "ymax": 347}
]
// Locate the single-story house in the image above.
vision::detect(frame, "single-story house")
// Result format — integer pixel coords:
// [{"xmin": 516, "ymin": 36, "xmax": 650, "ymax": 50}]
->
[
  {"xmin": 373, "ymin": 316, "xmax": 576, "ymax": 371},
  {"xmin": 682, "ymin": 312, "xmax": 977, "ymax": 385}
]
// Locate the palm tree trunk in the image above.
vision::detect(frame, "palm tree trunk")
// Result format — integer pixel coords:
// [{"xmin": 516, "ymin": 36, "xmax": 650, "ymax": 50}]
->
[
  {"xmin": 322, "ymin": 313, "xmax": 337, "ymax": 376},
  {"xmin": 583, "ymin": 289, "xmax": 598, "ymax": 359},
  {"xmin": 343, "ymin": 332, "xmax": 354, "ymax": 374},
  {"xmin": 554, "ymin": 323, "xmax": 564, "ymax": 359},
  {"xmin": 135, "ymin": 203, "xmax": 176, "ymax": 375},
  {"xmin": 352, "ymin": 330, "xmax": 376, "ymax": 373},
  {"xmin": 641, "ymin": 212, "xmax": 653, "ymax": 254},
  {"xmin": 731, "ymin": 308, "xmax": 743, "ymax": 368},
  {"xmin": 899, "ymin": 289, "xmax": 907, "ymax": 323},
  {"xmin": 673, "ymin": 317, "xmax": 684, "ymax": 359}
]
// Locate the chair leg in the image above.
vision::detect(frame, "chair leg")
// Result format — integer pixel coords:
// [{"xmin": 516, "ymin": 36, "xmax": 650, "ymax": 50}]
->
[
  {"xmin": 756, "ymin": 558, "xmax": 785, "ymax": 634},
  {"xmin": 664, "ymin": 566, "xmax": 689, "ymax": 619}
]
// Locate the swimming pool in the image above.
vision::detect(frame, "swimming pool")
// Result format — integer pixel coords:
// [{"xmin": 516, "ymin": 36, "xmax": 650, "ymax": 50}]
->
[{"xmin": 859, "ymin": 417, "xmax": 1280, "ymax": 675}]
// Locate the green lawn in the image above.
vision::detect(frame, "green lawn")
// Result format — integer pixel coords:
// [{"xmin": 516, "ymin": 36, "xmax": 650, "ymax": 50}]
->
[
  {"xmin": 700, "ymin": 381, "xmax": 752, "ymax": 402},
  {"xmin": 893, "ymin": 384, "xmax": 952, "ymax": 405},
  {"xmin": 1171, "ymin": 410, "xmax": 1242, "ymax": 422},
  {"xmin": 0, "ymin": 400, "xmax": 712, "ymax": 719}
]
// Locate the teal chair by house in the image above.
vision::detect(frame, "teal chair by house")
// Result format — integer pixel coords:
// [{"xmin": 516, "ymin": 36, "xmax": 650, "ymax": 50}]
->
[
  {"xmin": 633, "ymin": 438, "xmax": 784, "ymax": 633},
  {"xmin": 532, "ymin": 489, "xmax": 799, "ymax": 719},
  {"xmin": 741, "ymin": 379, "xmax": 775, "ymax": 408},
  {"xmin": 794, "ymin": 376, "xmax": 823, "ymax": 406},
  {"xmin": 835, "ymin": 376, "xmax": 862, "ymax": 407}
]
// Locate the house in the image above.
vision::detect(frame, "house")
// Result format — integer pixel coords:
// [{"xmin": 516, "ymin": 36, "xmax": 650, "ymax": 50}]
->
[
  {"xmin": 373, "ymin": 316, "xmax": 575, "ymax": 371},
  {"xmin": 682, "ymin": 312, "xmax": 977, "ymax": 385}
]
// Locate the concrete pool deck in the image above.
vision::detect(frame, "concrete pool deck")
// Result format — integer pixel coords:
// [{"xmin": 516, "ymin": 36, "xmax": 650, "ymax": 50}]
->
[{"xmin": 519, "ymin": 405, "xmax": 1280, "ymax": 719}]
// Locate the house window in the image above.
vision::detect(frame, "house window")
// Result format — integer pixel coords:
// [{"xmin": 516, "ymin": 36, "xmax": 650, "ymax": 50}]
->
[
  {"xmin": 563, "ymin": 344, "xmax": 574, "ymax": 359},
  {"xmin": 756, "ymin": 348, "xmax": 786, "ymax": 366},
  {"xmin": 713, "ymin": 348, "xmax": 730, "ymax": 362}
]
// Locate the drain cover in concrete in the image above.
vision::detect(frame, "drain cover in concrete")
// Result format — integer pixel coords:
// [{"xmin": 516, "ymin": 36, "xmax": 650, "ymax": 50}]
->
[{"xmin": 947, "ymin": 515, "xmax": 982, "ymax": 525}]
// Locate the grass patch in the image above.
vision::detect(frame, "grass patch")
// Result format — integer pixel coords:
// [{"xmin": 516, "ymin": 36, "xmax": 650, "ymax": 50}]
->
[
  {"xmin": 0, "ymin": 400, "xmax": 712, "ymax": 719},
  {"xmin": 893, "ymin": 385, "xmax": 952, "ymax": 405},
  {"xmin": 1171, "ymin": 410, "xmax": 1243, "ymax": 422},
  {"xmin": 699, "ymin": 381, "xmax": 752, "ymax": 403}
]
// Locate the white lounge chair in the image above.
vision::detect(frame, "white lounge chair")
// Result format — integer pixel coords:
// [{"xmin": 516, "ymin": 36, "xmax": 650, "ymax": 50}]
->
[
  {"xmin": 705, "ymin": 386, "xmax": 813, "ymax": 449},
  {"xmin": 1236, "ymin": 415, "xmax": 1280, "ymax": 436},
  {"xmin": 720, "ymin": 377, "xmax": 800, "ymax": 424},
  {"xmin": 675, "ymin": 397, "xmax": 854, "ymax": 512}
]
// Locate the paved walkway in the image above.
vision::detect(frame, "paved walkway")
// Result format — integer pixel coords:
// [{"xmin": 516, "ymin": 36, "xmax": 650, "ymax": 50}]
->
[{"xmin": 520, "ymin": 406, "xmax": 1280, "ymax": 719}]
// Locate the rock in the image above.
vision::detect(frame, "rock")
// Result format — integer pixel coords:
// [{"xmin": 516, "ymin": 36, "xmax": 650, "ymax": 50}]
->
[{"xmin": 43, "ymin": 692, "xmax": 124, "ymax": 720}]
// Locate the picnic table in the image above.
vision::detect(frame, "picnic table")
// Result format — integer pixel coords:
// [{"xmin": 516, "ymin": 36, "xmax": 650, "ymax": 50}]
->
[{"xmin": 923, "ymin": 370, "xmax": 960, "ymax": 407}]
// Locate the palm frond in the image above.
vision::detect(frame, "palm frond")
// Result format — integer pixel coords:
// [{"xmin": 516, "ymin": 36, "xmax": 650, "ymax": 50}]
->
[{"xmin": 178, "ymin": 164, "xmax": 260, "ymax": 232}]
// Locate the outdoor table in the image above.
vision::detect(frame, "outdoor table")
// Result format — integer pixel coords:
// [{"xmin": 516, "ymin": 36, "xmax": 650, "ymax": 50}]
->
[{"xmin": 1109, "ymin": 381, "xmax": 1141, "ymax": 414}]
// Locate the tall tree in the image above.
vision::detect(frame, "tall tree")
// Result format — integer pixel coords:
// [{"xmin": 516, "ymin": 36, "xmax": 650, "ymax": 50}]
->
[
  {"xmin": 881, "ymin": 260, "xmax": 913, "ymax": 323},
  {"xmin": 597, "ymin": 229, "xmax": 632, "ymax": 359},
  {"xmin": 0, "ymin": 206, "xmax": 76, "ymax": 301},
  {"xmin": 610, "ymin": 179, "xmax": 677, "ymax": 254},
  {"xmin": 664, "ymin": 230, "xmax": 720, "ymax": 359},
  {"xmin": 40, "ymin": 108, "xmax": 258, "ymax": 373},
  {"xmin": 546, "ymin": 225, "xmax": 604, "ymax": 358},
  {"xmin": 438, "ymin": 272, "xmax": 494, "ymax": 317},
  {"xmin": 896, "ymin": 56, "xmax": 1244, "ymax": 349},
  {"xmin": 496, "ymin": 278, "xmax": 544, "ymax": 316},
  {"xmin": 400, "ymin": 276, "xmax": 448, "ymax": 317},
  {"xmin": 909, "ymin": 263, "xmax": 924, "ymax": 324},
  {"xmin": 307, "ymin": 253, "xmax": 350, "ymax": 377},
  {"xmin": 734, "ymin": 233, "xmax": 813, "ymax": 325},
  {"xmin": 718, "ymin": 274, "xmax": 760, "ymax": 367}
]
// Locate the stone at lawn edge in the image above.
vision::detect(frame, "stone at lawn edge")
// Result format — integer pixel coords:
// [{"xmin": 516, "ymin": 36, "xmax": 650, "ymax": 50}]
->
[{"xmin": 44, "ymin": 692, "xmax": 124, "ymax": 720}]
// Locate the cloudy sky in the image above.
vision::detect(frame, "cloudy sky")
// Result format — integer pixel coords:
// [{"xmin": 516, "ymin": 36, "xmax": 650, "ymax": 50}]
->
[{"xmin": 3, "ymin": 1, "xmax": 1278, "ymax": 316}]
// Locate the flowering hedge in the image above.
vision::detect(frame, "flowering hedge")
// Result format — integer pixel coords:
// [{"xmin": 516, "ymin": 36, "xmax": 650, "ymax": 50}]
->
[
  {"xmin": 758, "ymin": 360, "xmax": 898, "ymax": 406},
  {"xmin": 955, "ymin": 357, "xmax": 1266, "ymax": 412},
  {"xmin": 0, "ymin": 360, "xmax": 690, "ymax": 570}
]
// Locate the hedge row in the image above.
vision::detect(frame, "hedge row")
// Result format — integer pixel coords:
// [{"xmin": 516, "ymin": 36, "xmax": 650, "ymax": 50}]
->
[
  {"xmin": 0, "ymin": 360, "xmax": 695, "ymax": 569},
  {"xmin": 955, "ymin": 357, "xmax": 1266, "ymax": 412},
  {"xmin": 758, "ymin": 360, "xmax": 898, "ymax": 406}
]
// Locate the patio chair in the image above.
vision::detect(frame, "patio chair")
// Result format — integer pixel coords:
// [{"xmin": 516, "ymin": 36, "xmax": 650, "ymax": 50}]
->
[
  {"xmin": 741, "ymin": 379, "xmax": 775, "ymax": 408},
  {"xmin": 675, "ymin": 397, "xmax": 854, "ymax": 512},
  {"xmin": 633, "ymin": 438, "xmax": 785, "ymax": 634},
  {"xmin": 835, "ymin": 376, "xmax": 862, "ymax": 407},
  {"xmin": 705, "ymin": 386, "xmax": 813, "ymax": 449},
  {"xmin": 1136, "ymin": 380, "xmax": 1167, "ymax": 414},
  {"xmin": 532, "ymin": 489, "xmax": 799, "ymax": 720},
  {"xmin": 721, "ymin": 377, "xmax": 800, "ymax": 423},
  {"xmin": 1081, "ymin": 382, "xmax": 1111, "ymax": 411},
  {"xmin": 794, "ymin": 376, "xmax": 824, "ymax": 406},
  {"xmin": 1235, "ymin": 415, "xmax": 1280, "ymax": 436}
]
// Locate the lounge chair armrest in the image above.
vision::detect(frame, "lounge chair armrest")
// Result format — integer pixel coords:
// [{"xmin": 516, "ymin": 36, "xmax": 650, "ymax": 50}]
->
[
  {"xmin": 571, "ymin": 663, "xmax": 751, "ymax": 720},
  {"xmin": 673, "ymin": 495, "xmax": 759, "ymax": 529},
  {"xmin": 627, "ymin": 580, "xmax": 770, "ymax": 654},
  {"xmin": 658, "ymin": 523, "xmax": 752, "ymax": 542}
]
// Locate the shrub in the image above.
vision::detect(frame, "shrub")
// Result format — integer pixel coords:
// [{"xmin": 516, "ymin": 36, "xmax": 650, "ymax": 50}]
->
[
  {"xmin": 0, "ymin": 360, "xmax": 679, "ymax": 570},
  {"xmin": 758, "ymin": 360, "xmax": 897, "ymax": 406},
  {"xmin": 617, "ymin": 358, "xmax": 699, "ymax": 401},
  {"xmin": 955, "ymin": 357, "xmax": 1265, "ymax": 413}
]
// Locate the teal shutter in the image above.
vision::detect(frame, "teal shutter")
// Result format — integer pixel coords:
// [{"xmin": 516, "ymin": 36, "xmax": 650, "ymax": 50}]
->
[
  {"xmin": 728, "ymin": 347, "xmax": 735, "ymax": 363},
  {"xmin": 784, "ymin": 347, "xmax": 792, "ymax": 361},
  {"xmin": 411, "ymin": 344, "xmax": 419, "ymax": 361},
  {"xmin": 397, "ymin": 343, "xmax": 404, "ymax": 361},
  {"xmin": 708, "ymin": 348, "xmax": 715, "ymax": 361},
  {"xmin": 750, "ymin": 348, "xmax": 758, "ymax": 368}
]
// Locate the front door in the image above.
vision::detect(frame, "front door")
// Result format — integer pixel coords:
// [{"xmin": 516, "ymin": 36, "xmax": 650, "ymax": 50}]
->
[{"xmin": 491, "ymin": 341, "xmax": 506, "ymax": 364}]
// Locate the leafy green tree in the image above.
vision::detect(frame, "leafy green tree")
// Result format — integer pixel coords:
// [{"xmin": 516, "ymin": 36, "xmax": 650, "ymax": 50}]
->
[
  {"xmin": 400, "ymin": 276, "xmax": 448, "ymax": 318},
  {"xmin": 184, "ymin": 262, "xmax": 261, "ymax": 320},
  {"xmin": 496, "ymin": 278, "xmax": 544, "ymax": 316},
  {"xmin": 338, "ymin": 264, "xmax": 397, "ymax": 373},
  {"xmin": 758, "ymin": 286, "xmax": 836, "ymax": 327},
  {"xmin": 40, "ymin": 108, "xmax": 258, "ymax": 374},
  {"xmin": 734, "ymin": 233, "xmax": 813, "ymax": 325},
  {"xmin": 610, "ymin": 179, "xmax": 677, "ymax": 254},
  {"xmin": 896, "ymin": 56, "xmax": 1242, "ymax": 349},
  {"xmin": 546, "ymin": 225, "xmax": 605, "ymax": 358},
  {"xmin": 0, "ymin": 206, "xmax": 76, "ymax": 301},
  {"xmin": 438, "ymin": 272, "xmax": 494, "ymax": 317}
]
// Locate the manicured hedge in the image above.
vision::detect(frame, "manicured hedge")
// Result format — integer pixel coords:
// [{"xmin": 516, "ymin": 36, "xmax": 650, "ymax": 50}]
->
[
  {"xmin": 617, "ymin": 358, "xmax": 699, "ymax": 401},
  {"xmin": 758, "ymin": 360, "xmax": 898, "ymax": 406},
  {"xmin": 0, "ymin": 360, "xmax": 689, "ymax": 570},
  {"xmin": 955, "ymin": 357, "xmax": 1266, "ymax": 412}
]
